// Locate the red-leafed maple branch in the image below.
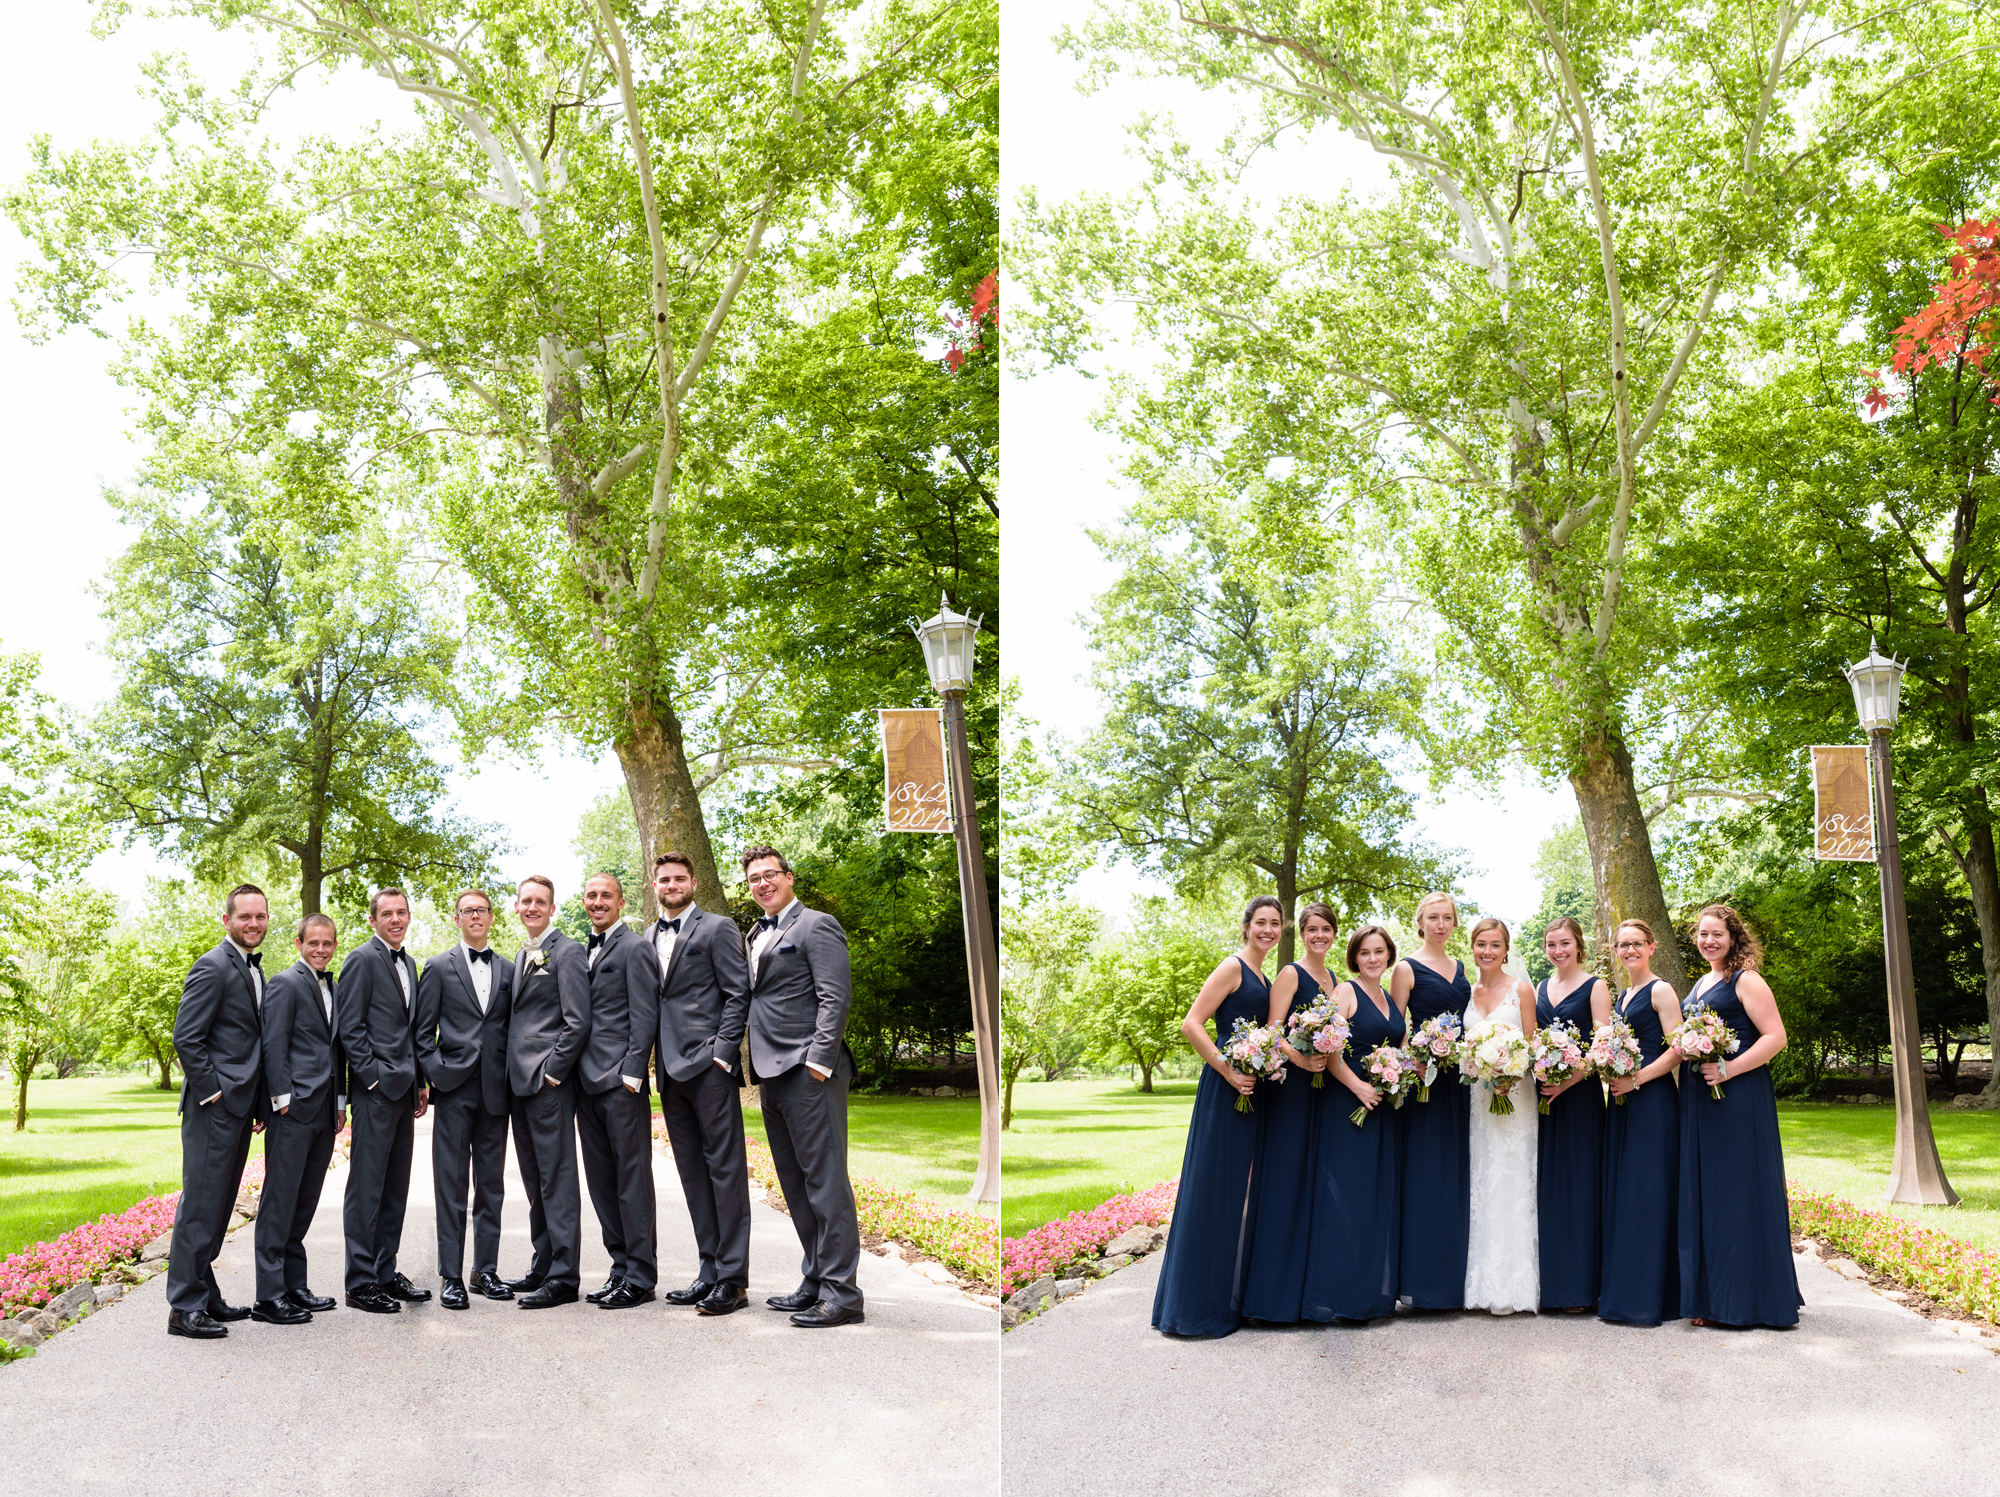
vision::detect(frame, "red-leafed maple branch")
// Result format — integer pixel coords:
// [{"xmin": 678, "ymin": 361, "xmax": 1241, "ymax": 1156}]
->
[
  {"xmin": 1864, "ymin": 217, "xmax": 2000, "ymax": 416},
  {"xmin": 945, "ymin": 271, "xmax": 998, "ymax": 372}
]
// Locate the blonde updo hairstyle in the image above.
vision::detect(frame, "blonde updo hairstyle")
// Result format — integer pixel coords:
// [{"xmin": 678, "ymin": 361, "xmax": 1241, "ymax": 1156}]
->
[{"xmin": 1412, "ymin": 891, "xmax": 1460, "ymax": 932}]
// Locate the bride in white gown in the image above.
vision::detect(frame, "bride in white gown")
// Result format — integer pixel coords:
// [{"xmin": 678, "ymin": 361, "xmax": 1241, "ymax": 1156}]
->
[{"xmin": 1462, "ymin": 916, "xmax": 1540, "ymax": 1314}]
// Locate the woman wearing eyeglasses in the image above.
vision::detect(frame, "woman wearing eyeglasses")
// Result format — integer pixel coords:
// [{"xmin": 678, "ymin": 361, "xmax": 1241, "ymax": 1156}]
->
[{"xmin": 1596, "ymin": 919, "xmax": 1682, "ymax": 1326}]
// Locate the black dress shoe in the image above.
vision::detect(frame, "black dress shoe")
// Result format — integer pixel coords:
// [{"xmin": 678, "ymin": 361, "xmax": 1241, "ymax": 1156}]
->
[
  {"xmin": 440, "ymin": 1278, "xmax": 470, "ymax": 1310},
  {"xmin": 766, "ymin": 1286, "xmax": 818, "ymax": 1312},
  {"xmin": 383, "ymin": 1272, "xmax": 432, "ymax": 1303},
  {"xmin": 585, "ymin": 1276, "xmax": 624, "ymax": 1305},
  {"xmin": 251, "ymin": 1297, "xmax": 312, "ymax": 1325},
  {"xmin": 789, "ymin": 1300, "xmax": 865, "ymax": 1328},
  {"xmin": 664, "ymin": 1279, "xmax": 716, "ymax": 1307},
  {"xmin": 504, "ymin": 1270, "xmax": 546, "ymax": 1294},
  {"xmin": 597, "ymin": 1282, "xmax": 657, "ymax": 1310},
  {"xmin": 345, "ymin": 1285, "xmax": 402, "ymax": 1314},
  {"xmin": 167, "ymin": 1309, "xmax": 228, "ymax": 1339},
  {"xmin": 696, "ymin": 1284, "xmax": 749, "ymax": 1316},
  {"xmin": 469, "ymin": 1270, "xmax": 514, "ymax": 1301},
  {"xmin": 518, "ymin": 1283, "xmax": 580, "ymax": 1309},
  {"xmin": 206, "ymin": 1300, "xmax": 252, "ymax": 1323},
  {"xmin": 290, "ymin": 1289, "xmax": 337, "ymax": 1313}
]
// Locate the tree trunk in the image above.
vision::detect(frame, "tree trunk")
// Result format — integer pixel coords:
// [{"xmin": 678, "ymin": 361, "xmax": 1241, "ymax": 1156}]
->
[
  {"xmin": 1002, "ymin": 1068, "xmax": 1017, "ymax": 1130},
  {"xmin": 1570, "ymin": 724, "xmax": 1688, "ymax": 995},
  {"xmin": 616, "ymin": 692, "xmax": 724, "ymax": 924},
  {"xmin": 1960, "ymin": 819, "xmax": 2000, "ymax": 1107},
  {"xmin": 1274, "ymin": 858, "xmax": 1298, "ymax": 969},
  {"xmin": 153, "ymin": 1040, "xmax": 175, "ymax": 1091},
  {"xmin": 12, "ymin": 1049, "xmax": 36, "ymax": 1131},
  {"xmin": 1137, "ymin": 1053, "xmax": 1155, "ymax": 1093}
]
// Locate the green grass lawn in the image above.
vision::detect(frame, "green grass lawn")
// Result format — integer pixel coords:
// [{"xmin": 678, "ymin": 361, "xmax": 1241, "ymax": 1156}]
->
[
  {"xmin": 999, "ymin": 1078, "xmax": 2000, "ymax": 1253},
  {"xmin": 0, "ymin": 1073, "xmax": 265, "ymax": 1260},
  {"xmin": 1000, "ymin": 1079, "xmax": 1196, "ymax": 1240},
  {"xmin": 745, "ymin": 1092, "xmax": 992, "ymax": 1219}
]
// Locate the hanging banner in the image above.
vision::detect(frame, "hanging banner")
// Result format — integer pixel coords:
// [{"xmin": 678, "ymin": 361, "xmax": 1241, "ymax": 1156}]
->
[
  {"xmin": 880, "ymin": 709, "xmax": 951, "ymax": 833},
  {"xmin": 1810, "ymin": 745, "xmax": 1875, "ymax": 861}
]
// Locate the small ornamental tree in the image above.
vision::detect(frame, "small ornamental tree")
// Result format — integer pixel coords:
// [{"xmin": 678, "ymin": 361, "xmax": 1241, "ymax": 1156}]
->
[{"xmin": 1867, "ymin": 217, "xmax": 2000, "ymax": 412}]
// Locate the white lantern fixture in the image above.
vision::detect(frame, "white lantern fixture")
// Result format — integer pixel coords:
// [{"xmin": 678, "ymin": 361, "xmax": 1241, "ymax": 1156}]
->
[
  {"xmin": 1844, "ymin": 636, "xmax": 1907, "ymax": 732},
  {"xmin": 911, "ymin": 592, "xmax": 982, "ymax": 695}
]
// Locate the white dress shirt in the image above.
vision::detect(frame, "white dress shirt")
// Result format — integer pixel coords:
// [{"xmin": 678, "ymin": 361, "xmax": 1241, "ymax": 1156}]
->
[
  {"xmin": 462, "ymin": 942, "xmax": 494, "ymax": 1013},
  {"xmin": 653, "ymin": 909, "xmax": 687, "ymax": 973}
]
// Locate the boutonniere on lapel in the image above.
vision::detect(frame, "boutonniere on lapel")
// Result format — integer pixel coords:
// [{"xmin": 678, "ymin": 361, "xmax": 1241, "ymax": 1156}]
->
[{"xmin": 526, "ymin": 946, "xmax": 550, "ymax": 971}]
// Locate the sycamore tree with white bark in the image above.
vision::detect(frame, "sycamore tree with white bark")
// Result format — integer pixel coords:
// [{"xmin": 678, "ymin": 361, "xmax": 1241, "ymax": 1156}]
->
[
  {"xmin": 8, "ymin": 0, "xmax": 994, "ymax": 916},
  {"xmin": 1014, "ymin": 0, "xmax": 1988, "ymax": 990}
]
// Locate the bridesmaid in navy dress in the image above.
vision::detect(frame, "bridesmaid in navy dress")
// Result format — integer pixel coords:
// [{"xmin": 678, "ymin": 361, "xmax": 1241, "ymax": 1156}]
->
[
  {"xmin": 1678, "ymin": 904, "xmax": 1803, "ymax": 1329},
  {"xmin": 1598, "ymin": 918, "xmax": 1683, "ymax": 1326},
  {"xmin": 1535, "ymin": 916, "xmax": 1611, "ymax": 1311},
  {"xmin": 1391, "ymin": 891, "xmax": 1471, "ymax": 1309},
  {"xmin": 1302, "ymin": 923, "xmax": 1407, "ymax": 1322},
  {"xmin": 1241, "ymin": 904, "xmax": 1336, "ymax": 1323},
  {"xmin": 1151, "ymin": 897, "xmax": 1285, "ymax": 1337}
]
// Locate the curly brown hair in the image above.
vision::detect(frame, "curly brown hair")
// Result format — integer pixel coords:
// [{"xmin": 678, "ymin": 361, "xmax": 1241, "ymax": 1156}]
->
[{"xmin": 1694, "ymin": 904, "xmax": 1763, "ymax": 974}]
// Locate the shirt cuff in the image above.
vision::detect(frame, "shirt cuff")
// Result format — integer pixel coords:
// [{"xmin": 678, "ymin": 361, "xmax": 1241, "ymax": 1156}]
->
[
  {"xmin": 368, "ymin": 1080, "xmax": 378, "ymax": 1090},
  {"xmin": 622, "ymin": 1074, "xmax": 641, "ymax": 1090},
  {"xmin": 714, "ymin": 1058, "xmax": 732, "ymax": 1071},
  {"xmin": 805, "ymin": 1062, "xmax": 830, "ymax": 1080},
  {"xmin": 202, "ymin": 1091, "xmax": 222, "ymax": 1105},
  {"xmin": 336, "ymin": 1096, "xmax": 347, "ymax": 1110},
  {"xmin": 272, "ymin": 1093, "xmax": 291, "ymax": 1111}
]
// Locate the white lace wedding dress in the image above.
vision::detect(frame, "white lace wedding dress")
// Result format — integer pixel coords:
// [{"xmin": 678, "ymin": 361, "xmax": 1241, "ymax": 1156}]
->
[{"xmin": 1462, "ymin": 987, "xmax": 1540, "ymax": 1314}]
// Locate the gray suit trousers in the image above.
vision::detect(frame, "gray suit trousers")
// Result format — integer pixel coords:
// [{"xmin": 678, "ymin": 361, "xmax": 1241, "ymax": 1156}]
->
[
  {"xmin": 760, "ymin": 1066, "xmax": 862, "ymax": 1313},
  {"xmin": 431, "ymin": 1080, "xmax": 508, "ymax": 1278},
  {"xmin": 166, "ymin": 1098, "xmax": 256, "ymax": 1315},
  {"xmin": 576, "ymin": 1085, "xmax": 658, "ymax": 1290},
  {"xmin": 511, "ymin": 1082, "xmax": 581, "ymax": 1290},
  {"xmin": 659, "ymin": 1063, "xmax": 752, "ymax": 1287},
  {"xmin": 343, "ymin": 1087, "xmax": 414, "ymax": 1292},
  {"xmin": 253, "ymin": 1092, "xmax": 336, "ymax": 1302}
]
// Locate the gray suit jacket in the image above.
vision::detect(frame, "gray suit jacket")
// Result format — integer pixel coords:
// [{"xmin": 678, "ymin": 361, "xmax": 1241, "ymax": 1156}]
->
[
  {"xmin": 261, "ymin": 959, "xmax": 344, "ymax": 1114},
  {"xmin": 580, "ymin": 922, "xmax": 660, "ymax": 1096},
  {"xmin": 652, "ymin": 904, "xmax": 752, "ymax": 1083},
  {"xmin": 175, "ymin": 940, "xmax": 265, "ymax": 1116},
  {"xmin": 507, "ymin": 929, "xmax": 591, "ymax": 1096},
  {"xmin": 746, "ymin": 902, "xmax": 853, "ymax": 1082},
  {"xmin": 415, "ymin": 945, "xmax": 514, "ymax": 1115},
  {"xmin": 334, "ymin": 935, "xmax": 420, "ymax": 1100}
]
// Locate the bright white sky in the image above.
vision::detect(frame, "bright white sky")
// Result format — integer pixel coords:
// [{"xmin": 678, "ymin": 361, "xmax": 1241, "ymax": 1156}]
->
[
  {"xmin": 1001, "ymin": 0, "xmax": 1572, "ymax": 930},
  {"xmin": 0, "ymin": 9, "xmax": 618, "ymax": 914}
]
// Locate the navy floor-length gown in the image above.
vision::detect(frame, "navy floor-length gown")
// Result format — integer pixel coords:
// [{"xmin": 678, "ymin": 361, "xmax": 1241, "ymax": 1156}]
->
[
  {"xmin": 1301, "ymin": 982, "xmax": 1405, "ymax": 1322},
  {"xmin": 1536, "ymin": 976, "xmax": 1605, "ymax": 1309},
  {"xmin": 1598, "ymin": 977, "xmax": 1680, "ymax": 1326},
  {"xmin": 1398, "ymin": 956, "xmax": 1470, "ymax": 1309},
  {"xmin": 1241, "ymin": 962, "xmax": 1328, "ymax": 1323},
  {"xmin": 1152, "ymin": 957, "xmax": 1271, "ymax": 1337},
  {"xmin": 1677, "ymin": 970, "xmax": 1802, "ymax": 1328}
]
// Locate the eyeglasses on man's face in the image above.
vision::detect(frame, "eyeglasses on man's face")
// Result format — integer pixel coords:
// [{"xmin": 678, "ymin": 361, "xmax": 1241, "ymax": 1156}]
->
[{"xmin": 747, "ymin": 872, "xmax": 786, "ymax": 887}]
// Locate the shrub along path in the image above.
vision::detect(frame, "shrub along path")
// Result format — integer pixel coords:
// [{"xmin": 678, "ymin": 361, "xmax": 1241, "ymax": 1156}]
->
[
  {"xmin": 3, "ymin": 1112, "xmax": 997, "ymax": 1494},
  {"xmin": 1001, "ymin": 1238, "xmax": 2000, "ymax": 1496}
]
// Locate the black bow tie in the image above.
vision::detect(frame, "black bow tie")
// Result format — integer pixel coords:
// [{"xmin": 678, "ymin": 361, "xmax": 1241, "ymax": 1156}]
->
[
  {"xmin": 587, "ymin": 932, "xmax": 605, "ymax": 950},
  {"xmin": 244, "ymin": 951, "xmax": 262, "ymax": 969},
  {"xmin": 657, "ymin": 917, "xmax": 682, "ymax": 934},
  {"xmin": 754, "ymin": 915, "xmax": 778, "ymax": 931},
  {"xmin": 467, "ymin": 947, "xmax": 492, "ymax": 965}
]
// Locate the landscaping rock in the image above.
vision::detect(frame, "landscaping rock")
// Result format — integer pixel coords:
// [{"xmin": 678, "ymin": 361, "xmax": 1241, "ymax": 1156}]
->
[
  {"xmin": 1000, "ymin": 1302, "xmax": 1024, "ymax": 1330},
  {"xmin": 912, "ymin": 1261, "xmax": 958, "ymax": 1286},
  {"xmin": 24, "ymin": 1310, "xmax": 62, "ymax": 1337},
  {"xmin": 1102, "ymin": 1226, "xmax": 1165, "ymax": 1258},
  {"xmin": 93, "ymin": 1283, "xmax": 127, "ymax": 1307},
  {"xmin": 1092, "ymin": 1254, "xmax": 1134, "ymax": 1276},
  {"xmin": 47, "ymin": 1285, "xmax": 96, "ymax": 1321},
  {"xmin": 1829, "ymin": 1258, "xmax": 1871, "ymax": 1282},
  {"xmin": 1009, "ymin": 1276, "xmax": 1061, "ymax": 1315},
  {"xmin": 1, "ymin": 1317, "xmax": 45, "ymax": 1349},
  {"xmin": 1053, "ymin": 1277, "xmax": 1085, "ymax": 1300},
  {"xmin": 138, "ymin": 1232, "xmax": 172, "ymax": 1264},
  {"xmin": 233, "ymin": 1190, "xmax": 259, "ymax": 1219},
  {"xmin": 932, "ymin": 1086, "xmax": 960, "ymax": 1098}
]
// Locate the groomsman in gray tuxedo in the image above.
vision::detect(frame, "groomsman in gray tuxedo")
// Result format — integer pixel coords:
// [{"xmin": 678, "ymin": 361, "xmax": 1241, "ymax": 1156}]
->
[
  {"xmin": 415, "ymin": 889, "xmax": 515, "ymax": 1310},
  {"xmin": 577, "ymin": 873, "xmax": 661, "ymax": 1309},
  {"xmin": 165, "ymin": 884, "xmax": 270, "ymax": 1339},
  {"xmin": 649, "ymin": 851, "xmax": 753, "ymax": 1315},
  {"xmin": 335, "ymin": 888, "xmax": 430, "ymax": 1314},
  {"xmin": 742, "ymin": 847, "xmax": 864, "ymax": 1328},
  {"xmin": 507, "ymin": 875, "xmax": 590, "ymax": 1308},
  {"xmin": 250, "ymin": 912, "xmax": 347, "ymax": 1326}
]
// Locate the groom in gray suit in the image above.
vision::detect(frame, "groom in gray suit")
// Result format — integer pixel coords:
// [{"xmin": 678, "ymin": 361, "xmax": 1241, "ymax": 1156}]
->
[
  {"xmin": 650, "ymin": 851, "xmax": 753, "ymax": 1315},
  {"xmin": 507, "ymin": 875, "xmax": 590, "ymax": 1308},
  {"xmin": 742, "ymin": 846, "xmax": 864, "ymax": 1328}
]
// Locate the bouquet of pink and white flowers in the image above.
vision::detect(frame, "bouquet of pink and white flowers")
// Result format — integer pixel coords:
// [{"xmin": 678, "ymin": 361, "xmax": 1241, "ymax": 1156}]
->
[
  {"xmin": 1527, "ymin": 1019, "xmax": 1589, "ymax": 1116},
  {"xmin": 1458, "ymin": 1020, "xmax": 1532, "ymax": 1116},
  {"xmin": 1349, "ymin": 1043, "xmax": 1422, "ymax": 1124},
  {"xmin": 1285, "ymin": 985, "xmax": 1351, "ymax": 1088},
  {"xmin": 1663, "ymin": 1006, "xmax": 1741, "ymax": 1100},
  {"xmin": 1588, "ymin": 1016, "xmax": 1645, "ymax": 1105},
  {"xmin": 1218, "ymin": 1017, "xmax": 1288, "ymax": 1112},
  {"xmin": 1407, "ymin": 1014, "xmax": 1462, "ymax": 1102}
]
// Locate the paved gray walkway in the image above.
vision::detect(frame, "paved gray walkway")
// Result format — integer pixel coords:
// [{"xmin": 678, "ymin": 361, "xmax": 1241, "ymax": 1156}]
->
[
  {"xmin": 4, "ymin": 1116, "xmax": 997, "ymax": 1496},
  {"xmin": 1001, "ymin": 1244, "xmax": 1999, "ymax": 1496}
]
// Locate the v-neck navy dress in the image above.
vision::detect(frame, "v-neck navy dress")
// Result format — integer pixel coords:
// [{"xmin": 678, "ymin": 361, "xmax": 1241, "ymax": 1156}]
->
[
  {"xmin": 1676, "ymin": 971, "xmax": 1802, "ymax": 1328},
  {"xmin": 1598, "ymin": 977, "xmax": 1680, "ymax": 1325},
  {"xmin": 1397, "ymin": 957, "xmax": 1471, "ymax": 1309},
  {"xmin": 1536, "ymin": 975, "xmax": 1605, "ymax": 1308},
  {"xmin": 1241, "ymin": 963, "xmax": 1328, "ymax": 1323},
  {"xmin": 1152, "ymin": 957, "xmax": 1271, "ymax": 1337},
  {"xmin": 1301, "ymin": 981, "xmax": 1405, "ymax": 1322}
]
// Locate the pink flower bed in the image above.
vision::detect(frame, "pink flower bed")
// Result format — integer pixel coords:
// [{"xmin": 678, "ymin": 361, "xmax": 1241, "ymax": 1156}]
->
[
  {"xmin": 1791, "ymin": 1184, "xmax": 2000, "ymax": 1324},
  {"xmin": 1001, "ymin": 1179, "xmax": 1179, "ymax": 1296},
  {"xmin": 1, "ymin": 1192, "xmax": 182, "ymax": 1316}
]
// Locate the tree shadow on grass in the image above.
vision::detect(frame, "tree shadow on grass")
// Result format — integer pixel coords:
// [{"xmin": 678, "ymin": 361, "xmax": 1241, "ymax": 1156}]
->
[{"xmin": 0, "ymin": 1153, "xmax": 127, "ymax": 1180}]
